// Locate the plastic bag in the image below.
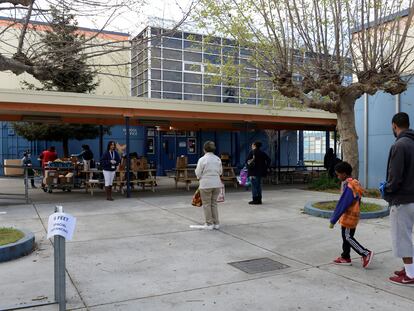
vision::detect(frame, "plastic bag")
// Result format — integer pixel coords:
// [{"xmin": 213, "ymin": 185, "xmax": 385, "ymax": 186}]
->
[
  {"xmin": 217, "ymin": 186, "xmax": 225, "ymax": 203},
  {"xmin": 191, "ymin": 188, "xmax": 202, "ymax": 207}
]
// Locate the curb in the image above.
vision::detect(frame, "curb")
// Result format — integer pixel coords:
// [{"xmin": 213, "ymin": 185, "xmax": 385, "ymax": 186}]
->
[
  {"xmin": 0, "ymin": 229, "xmax": 35, "ymax": 263},
  {"xmin": 304, "ymin": 201, "xmax": 390, "ymax": 219}
]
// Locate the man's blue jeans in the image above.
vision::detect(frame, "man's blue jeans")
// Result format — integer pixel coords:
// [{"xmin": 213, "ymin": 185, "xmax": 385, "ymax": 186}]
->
[{"xmin": 251, "ymin": 176, "xmax": 262, "ymax": 199}]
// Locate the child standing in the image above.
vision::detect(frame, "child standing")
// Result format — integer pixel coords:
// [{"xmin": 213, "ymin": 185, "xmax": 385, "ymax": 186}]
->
[{"xmin": 329, "ymin": 161, "xmax": 374, "ymax": 268}]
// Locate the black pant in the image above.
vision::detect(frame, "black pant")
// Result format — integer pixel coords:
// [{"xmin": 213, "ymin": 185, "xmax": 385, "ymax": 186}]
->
[{"xmin": 341, "ymin": 226, "xmax": 370, "ymax": 259}]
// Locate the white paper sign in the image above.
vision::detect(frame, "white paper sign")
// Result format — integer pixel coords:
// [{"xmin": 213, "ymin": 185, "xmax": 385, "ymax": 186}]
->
[{"xmin": 47, "ymin": 212, "xmax": 76, "ymax": 240}]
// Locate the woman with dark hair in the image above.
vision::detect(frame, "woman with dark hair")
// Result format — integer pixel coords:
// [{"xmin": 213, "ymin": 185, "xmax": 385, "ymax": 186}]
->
[
  {"xmin": 100, "ymin": 141, "xmax": 121, "ymax": 201},
  {"xmin": 246, "ymin": 141, "xmax": 270, "ymax": 205}
]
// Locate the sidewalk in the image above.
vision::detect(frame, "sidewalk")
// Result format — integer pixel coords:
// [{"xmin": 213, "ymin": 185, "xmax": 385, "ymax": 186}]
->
[{"xmin": 0, "ymin": 177, "xmax": 412, "ymax": 311}]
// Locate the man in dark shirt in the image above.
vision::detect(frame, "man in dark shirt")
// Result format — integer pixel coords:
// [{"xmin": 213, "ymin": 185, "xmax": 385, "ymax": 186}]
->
[{"xmin": 382, "ymin": 112, "xmax": 414, "ymax": 286}]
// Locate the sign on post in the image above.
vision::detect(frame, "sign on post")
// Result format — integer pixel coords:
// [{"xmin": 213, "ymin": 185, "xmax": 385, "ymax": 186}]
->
[{"xmin": 47, "ymin": 212, "xmax": 76, "ymax": 240}]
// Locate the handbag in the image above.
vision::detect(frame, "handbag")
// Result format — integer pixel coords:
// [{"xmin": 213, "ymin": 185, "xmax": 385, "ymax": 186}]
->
[
  {"xmin": 217, "ymin": 185, "xmax": 225, "ymax": 203},
  {"xmin": 191, "ymin": 188, "xmax": 202, "ymax": 207}
]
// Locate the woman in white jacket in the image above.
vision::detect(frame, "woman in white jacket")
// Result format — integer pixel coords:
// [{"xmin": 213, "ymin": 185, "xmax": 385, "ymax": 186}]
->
[{"xmin": 195, "ymin": 141, "xmax": 223, "ymax": 230}]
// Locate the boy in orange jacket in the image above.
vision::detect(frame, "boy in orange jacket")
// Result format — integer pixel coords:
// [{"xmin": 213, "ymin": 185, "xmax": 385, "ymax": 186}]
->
[{"xmin": 329, "ymin": 161, "xmax": 374, "ymax": 268}]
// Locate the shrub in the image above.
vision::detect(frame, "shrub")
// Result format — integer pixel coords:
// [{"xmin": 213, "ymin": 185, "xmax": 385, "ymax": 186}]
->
[{"xmin": 308, "ymin": 173, "xmax": 340, "ymax": 191}]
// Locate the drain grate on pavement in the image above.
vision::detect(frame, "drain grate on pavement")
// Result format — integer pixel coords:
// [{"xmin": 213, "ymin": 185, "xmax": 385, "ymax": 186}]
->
[{"xmin": 228, "ymin": 257, "xmax": 289, "ymax": 274}]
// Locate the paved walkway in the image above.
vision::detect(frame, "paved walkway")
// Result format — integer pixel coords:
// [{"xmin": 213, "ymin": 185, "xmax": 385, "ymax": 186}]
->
[{"xmin": 0, "ymin": 177, "xmax": 412, "ymax": 311}]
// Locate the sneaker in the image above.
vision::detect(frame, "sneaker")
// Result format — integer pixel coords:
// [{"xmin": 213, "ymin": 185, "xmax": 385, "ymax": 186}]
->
[
  {"xmin": 389, "ymin": 274, "xmax": 414, "ymax": 286},
  {"xmin": 333, "ymin": 257, "xmax": 352, "ymax": 265},
  {"xmin": 213, "ymin": 224, "xmax": 220, "ymax": 230},
  {"xmin": 189, "ymin": 224, "xmax": 214, "ymax": 230},
  {"xmin": 362, "ymin": 251, "xmax": 374, "ymax": 268},
  {"xmin": 394, "ymin": 268, "xmax": 406, "ymax": 276}
]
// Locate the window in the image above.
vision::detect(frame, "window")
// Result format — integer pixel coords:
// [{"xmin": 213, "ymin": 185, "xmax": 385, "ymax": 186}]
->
[
  {"xmin": 203, "ymin": 53, "xmax": 221, "ymax": 65},
  {"xmin": 163, "ymin": 59, "xmax": 182, "ymax": 71},
  {"xmin": 163, "ymin": 71, "xmax": 182, "ymax": 82},
  {"xmin": 163, "ymin": 48, "xmax": 182, "ymax": 60},
  {"xmin": 184, "ymin": 73, "xmax": 202, "ymax": 83},
  {"xmin": 184, "ymin": 40, "xmax": 202, "ymax": 51},
  {"xmin": 151, "ymin": 57, "xmax": 161, "ymax": 68},
  {"xmin": 163, "ymin": 37, "xmax": 182, "ymax": 49},
  {"xmin": 204, "ymin": 86, "xmax": 221, "ymax": 96},
  {"xmin": 163, "ymin": 82, "xmax": 182, "ymax": 93},
  {"xmin": 151, "ymin": 69, "xmax": 161, "ymax": 80},
  {"xmin": 184, "ymin": 32, "xmax": 202, "ymax": 41},
  {"xmin": 151, "ymin": 80, "xmax": 161, "ymax": 91},
  {"xmin": 163, "ymin": 92, "xmax": 182, "ymax": 100},
  {"xmin": 184, "ymin": 84, "xmax": 202, "ymax": 94},
  {"xmin": 184, "ymin": 63, "xmax": 202, "ymax": 73},
  {"xmin": 184, "ymin": 94, "xmax": 202, "ymax": 101},
  {"xmin": 204, "ymin": 95, "xmax": 221, "ymax": 103},
  {"xmin": 204, "ymin": 44, "xmax": 221, "ymax": 55},
  {"xmin": 151, "ymin": 91, "xmax": 161, "ymax": 98},
  {"xmin": 151, "ymin": 47, "xmax": 161, "ymax": 58},
  {"xmin": 184, "ymin": 51, "xmax": 202, "ymax": 62}
]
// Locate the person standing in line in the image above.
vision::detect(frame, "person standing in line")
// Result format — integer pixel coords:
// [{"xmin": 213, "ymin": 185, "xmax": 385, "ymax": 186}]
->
[
  {"xmin": 246, "ymin": 141, "xmax": 270, "ymax": 205},
  {"xmin": 381, "ymin": 112, "xmax": 414, "ymax": 285},
  {"xmin": 100, "ymin": 141, "xmax": 121, "ymax": 201},
  {"xmin": 329, "ymin": 161, "xmax": 374, "ymax": 268},
  {"xmin": 194, "ymin": 141, "xmax": 223, "ymax": 230},
  {"xmin": 21, "ymin": 150, "xmax": 36, "ymax": 188}
]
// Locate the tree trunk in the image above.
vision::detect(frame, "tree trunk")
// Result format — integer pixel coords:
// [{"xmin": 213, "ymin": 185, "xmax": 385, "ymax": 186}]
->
[
  {"xmin": 62, "ymin": 138, "xmax": 69, "ymax": 158},
  {"xmin": 336, "ymin": 97, "xmax": 359, "ymax": 179}
]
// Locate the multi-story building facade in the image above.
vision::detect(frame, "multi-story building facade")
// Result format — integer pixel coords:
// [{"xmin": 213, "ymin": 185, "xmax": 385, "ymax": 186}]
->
[{"xmin": 131, "ymin": 25, "xmax": 276, "ymax": 105}]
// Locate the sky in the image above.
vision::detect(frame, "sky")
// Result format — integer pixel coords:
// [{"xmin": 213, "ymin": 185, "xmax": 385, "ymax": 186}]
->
[{"xmin": 1, "ymin": 0, "xmax": 196, "ymax": 35}]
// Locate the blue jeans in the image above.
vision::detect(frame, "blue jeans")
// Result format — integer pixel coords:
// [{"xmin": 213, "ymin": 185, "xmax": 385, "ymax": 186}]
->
[{"xmin": 251, "ymin": 176, "xmax": 262, "ymax": 199}]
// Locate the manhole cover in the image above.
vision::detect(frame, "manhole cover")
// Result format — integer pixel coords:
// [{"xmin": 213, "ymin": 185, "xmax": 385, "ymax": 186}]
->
[{"xmin": 228, "ymin": 257, "xmax": 289, "ymax": 274}]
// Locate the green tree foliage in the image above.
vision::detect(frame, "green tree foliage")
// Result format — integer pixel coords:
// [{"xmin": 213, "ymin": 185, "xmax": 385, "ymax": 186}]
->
[
  {"xmin": 196, "ymin": 0, "xmax": 414, "ymax": 178},
  {"xmin": 13, "ymin": 123, "xmax": 111, "ymax": 157},
  {"xmin": 15, "ymin": 5, "xmax": 108, "ymax": 157}
]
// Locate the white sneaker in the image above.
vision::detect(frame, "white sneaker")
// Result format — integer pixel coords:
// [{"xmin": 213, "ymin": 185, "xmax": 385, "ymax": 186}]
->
[
  {"xmin": 213, "ymin": 224, "xmax": 220, "ymax": 230},
  {"xmin": 189, "ymin": 224, "xmax": 214, "ymax": 230}
]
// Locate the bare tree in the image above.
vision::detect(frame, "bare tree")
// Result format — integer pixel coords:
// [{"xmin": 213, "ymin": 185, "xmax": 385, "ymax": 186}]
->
[
  {"xmin": 197, "ymin": 0, "xmax": 414, "ymax": 178},
  {"xmin": 0, "ymin": 0, "xmax": 195, "ymax": 82}
]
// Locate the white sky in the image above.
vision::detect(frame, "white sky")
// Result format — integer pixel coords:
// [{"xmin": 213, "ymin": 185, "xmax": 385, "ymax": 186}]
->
[{"xmin": 1, "ymin": 0, "xmax": 196, "ymax": 36}]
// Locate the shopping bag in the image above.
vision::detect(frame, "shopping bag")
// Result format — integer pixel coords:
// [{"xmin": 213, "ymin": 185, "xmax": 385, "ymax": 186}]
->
[
  {"xmin": 217, "ymin": 186, "xmax": 225, "ymax": 203},
  {"xmin": 238, "ymin": 167, "xmax": 249, "ymax": 186},
  {"xmin": 191, "ymin": 188, "xmax": 202, "ymax": 207}
]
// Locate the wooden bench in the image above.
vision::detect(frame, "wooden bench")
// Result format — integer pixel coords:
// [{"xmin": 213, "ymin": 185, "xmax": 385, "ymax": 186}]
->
[{"xmin": 85, "ymin": 180, "xmax": 104, "ymax": 196}]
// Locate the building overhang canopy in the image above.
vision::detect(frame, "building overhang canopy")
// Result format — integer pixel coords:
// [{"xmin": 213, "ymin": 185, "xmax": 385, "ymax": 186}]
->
[{"xmin": 0, "ymin": 89, "xmax": 336, "ymax": 131}]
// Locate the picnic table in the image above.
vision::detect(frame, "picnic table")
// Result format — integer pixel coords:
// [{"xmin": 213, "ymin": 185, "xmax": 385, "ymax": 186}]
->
[{"xmin": 84, "ymin": 168, "xmax": 157, "ymax": 195}]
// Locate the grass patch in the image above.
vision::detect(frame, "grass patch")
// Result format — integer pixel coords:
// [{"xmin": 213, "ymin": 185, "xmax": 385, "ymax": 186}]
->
[
  {"xmin": 0, "ymin": 227, "xmax": 24, "ymax": 246},
  {"xmin": 314, "ymin": 201, "xmax": 383, "ymax": 212}
]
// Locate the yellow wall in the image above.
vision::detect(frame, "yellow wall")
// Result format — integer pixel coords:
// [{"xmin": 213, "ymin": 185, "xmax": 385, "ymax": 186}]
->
[{"xmin": 0, "ymin": 22, "xmax": 130, "ymax": 96}]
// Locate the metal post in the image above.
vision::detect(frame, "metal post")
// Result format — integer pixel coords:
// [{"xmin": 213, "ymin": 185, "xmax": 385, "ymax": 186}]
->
[
  {"xmin": 277, "ymin": 130, "xmax": 281, "ymax": 183},
  {"xmin": 24, "ymin": 166, "xmax": 29, "ymax": 204},
  {"xmin": 325, "ymin": 131, "xmax": 330, "ymax": 151},
  {"xmin": 396, "ymin": 93, "xmax": 400, "ymax": 114},
  {"xmin": 99, "ymin": 125, "xmax": 104, "ymax": 158},
  {"xmin": 125, "ymin": 117, "xmax": 131, "ymax": 198},
  {"xmin": 363, "ymin": 93, "xmax": 369, "ymax": 188},
  {"xmin": 54, "ymin": 205, "xmax": 66, "ymax": 311},
  {"xmin": 298, "ymin": 130, "xmax": 304, "ymax": 164}
]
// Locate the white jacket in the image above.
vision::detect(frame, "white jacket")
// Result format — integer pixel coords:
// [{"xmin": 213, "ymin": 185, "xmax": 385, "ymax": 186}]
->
[{"xmin": 195, "ymin": 152, "xmax": 223, "ymax": 189}]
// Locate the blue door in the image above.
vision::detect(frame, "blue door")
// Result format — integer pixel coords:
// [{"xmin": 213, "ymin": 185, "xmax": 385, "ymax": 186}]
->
[{"xmin": 161, "ymin": 136, "xmax": 176, "ymax": 173}]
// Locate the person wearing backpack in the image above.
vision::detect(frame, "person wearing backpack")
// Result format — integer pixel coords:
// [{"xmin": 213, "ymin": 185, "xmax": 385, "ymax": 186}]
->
[{"xmin": 246, "ymin": 141, "xmax": 270, "ymax": 205}]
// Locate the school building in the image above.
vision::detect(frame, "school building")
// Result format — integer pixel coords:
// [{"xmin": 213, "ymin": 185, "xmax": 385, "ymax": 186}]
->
[{"xmin": 0, "ymin": 18, "xmax": 337, "ymax": 175}]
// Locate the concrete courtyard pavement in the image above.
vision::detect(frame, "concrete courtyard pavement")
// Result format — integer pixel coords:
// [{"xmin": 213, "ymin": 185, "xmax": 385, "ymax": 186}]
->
[{"xmin": 0, "ymin": 177, "xmax": 413, "ymax": 311}]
